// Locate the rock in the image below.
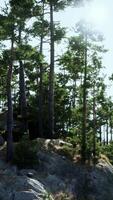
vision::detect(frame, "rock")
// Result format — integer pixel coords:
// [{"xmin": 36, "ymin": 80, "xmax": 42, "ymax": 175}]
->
[
  {"xmin": 19, "ymin": 169, "xmax": 37, "ymax": 177},
  {"xmin": 87, "ymin": 194, "xmax": 95, "ymax": 200},
  {"xmin": 37, "ymin": 149, "xmax": 113, "ymax": 200},
  {"xmin": 0, "ymin": 136, "xmax": 5, "ymax": 146},
  {"xmin": 27, "ymin": 172, "xmax": 34, "ymax": 178},
  {"xmin": 0, "ymin": 160, "xmax": 7, "ymax": 170},
  {"xmin": 27, "ymin": 178, "xmax": 47, "ymax": 196},
  {"xmin": 45, "ymin": 174, "xmax": 66, "ymax": 193},
  {"xmin": 0, "ymin": 183, "xmax": 11, "ymax": 200},
  {"xmin": 37, "ymin": 150, "xmax": 75, "ymax": 178},
  {"xmin": 11, "ymin": 177, "xmax": 47, "ymax": 195},
  {"xmin": 14, "ymin": 190, "xmax": 40, "ymax": 200},
  {"xmin": 44, "ymin": 139, "xmax": 72, "ymax": 150},
  {"xmin": 10, "ymin": 165, "xmax": 18, "ymax": 174},
  {"xmin": 1, "ymin": 139, "xmax": 113, "ymax": 200},
  {"xmin": 0, "ymin": 175, "xmax": 53, "ymax": 200},
  {"xmin": 3, "ymin": 168, "xmax": 17, "ymax": 176},
  {"xmin": 58, "ymin": 140, "xmax": 73, "ymax": 147},
  {"xmin": 67, "ymin": 179, "xmax": 77, "ymax": 194}
]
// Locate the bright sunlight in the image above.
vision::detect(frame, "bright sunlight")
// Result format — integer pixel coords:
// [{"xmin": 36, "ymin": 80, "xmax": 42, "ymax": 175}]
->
[{"xmin": 84, "ymin": 0, "xmax": 109, "ymax": 28}]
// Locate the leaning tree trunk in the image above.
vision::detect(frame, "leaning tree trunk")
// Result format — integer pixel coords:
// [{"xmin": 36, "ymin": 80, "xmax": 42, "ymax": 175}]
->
[
  {"xmin": 48, "ymin": 1, "xmax": 54, "ymax": 137},
  {"xmin": 7, "ymin": 29, "xmax": 14, "ymax": 162},
  {"xmin": 19, "ymin": 24, "xmax": 27, "ymax": 133}
]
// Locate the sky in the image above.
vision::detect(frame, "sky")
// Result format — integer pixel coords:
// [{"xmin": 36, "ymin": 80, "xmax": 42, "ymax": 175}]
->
[
  {"xmin": 54, "ymin": 0, "xmax": 113, "ymax": 96},
  {"xmin": 1, "ymin": 0, "xmax": 113, "ymax": 96},
  {"xmin": 54, "ymin": 1, "xmax": 113, "ymax": 141}
]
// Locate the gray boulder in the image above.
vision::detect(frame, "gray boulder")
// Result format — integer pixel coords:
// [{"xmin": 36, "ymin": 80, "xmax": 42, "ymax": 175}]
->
[
  {"xmin": 0, "ymin": 175, "xmax": 53, "ymax": 200},
  {"xmin": 14, "ymin": 190, "xmax": 41, "ymax": 200},
  {"xmin": 0, "ymin": 136, "xmax": 5, "ymax": 146},
  {"xmin": 44, "ymin": 174, "xmax": 66, "ymax": 193}
]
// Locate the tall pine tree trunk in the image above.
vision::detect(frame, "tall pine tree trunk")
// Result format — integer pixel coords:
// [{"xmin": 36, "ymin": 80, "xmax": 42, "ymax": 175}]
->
[
  {"xmin": 93, "ymin": 82, "xmax": 96, "ymax": 164},
  {"xmin": 38, "ymin": 2, "xmax": 44, "ymax": 137},
  {"xmin": 106, "ymin": 120, "xmax": 109, "ymax": 144},
  {"xmin": 7, "ymin": 28, "xmax": 14, "ymax": 162},
  {"xmin": 19, "ymin": 60, "xmax": 27, "ymax": 132},
  {"xmin": 103, "ymin": 125, "xmax": 106, "ymax": 145},
  {"xmin": 38, "ymin": 37, "xmax": 43, "ymax": 137},
  {"xmin": 73, "ymin": 77, "xmax": 77, "ymax": 108},
  {"xmin": 48, "ymin": 1, "xmax": 54, "ymax": 137},
  {"xmin": 99, "ymin": 126, "xmax": 102, "ymax": 144},
  {"xmin": 18, "ymin": 24, "xmax": 27, "ymax": 133},
  {"xmin": 81, "ymin": 35, "xmax": 87, "ymax": 163},
  {"xmin": 110, "ymin": 119, "xmax": 113, "ymax": 141},
  {"xmin": 109, "ymin": 105, "xmax": 112, "ymax": 141}
]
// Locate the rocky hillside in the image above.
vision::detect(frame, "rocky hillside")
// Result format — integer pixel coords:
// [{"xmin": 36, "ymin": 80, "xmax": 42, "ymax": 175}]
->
[{"xmin": 0, "ymin": 140, "xmax": 113, "ymax": 200}]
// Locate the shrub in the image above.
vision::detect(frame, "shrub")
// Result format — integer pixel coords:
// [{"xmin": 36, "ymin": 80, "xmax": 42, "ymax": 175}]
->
[
  {"xmin": 57, "ymin": 145, "xmax": 75, "ymax": 160},
  {"xmin": 99, "ymin": 154, "xmax": 111, "ymax": 165},
  {"xmin": 100, "ymin": 142, "xmax": 113, "ymax": 165},
  {"xmin": 54, "ymin": 192, "xmax": 75, "ymax": 200},
  {"xmin": 13, "ymin": 138, "xmax": 38, "ymax": 168}
]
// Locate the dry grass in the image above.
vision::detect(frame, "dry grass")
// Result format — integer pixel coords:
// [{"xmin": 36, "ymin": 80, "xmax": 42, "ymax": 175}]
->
[
  {"xmin": 54, "ymin": 192, "xmax": 75, "ymax": 200},
  {"xmin": 99, "ymin": 154, "xmax": 111, "ymax": 165}
]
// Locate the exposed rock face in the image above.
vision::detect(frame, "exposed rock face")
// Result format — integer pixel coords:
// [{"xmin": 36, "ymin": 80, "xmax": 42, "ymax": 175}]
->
[
  {"xmin": 85, "ymin": 161, "xmax": 113, "ymax": 200},
  {"xmin": 0, "ymin": 136, "xmax": 5, "ymax": 146},
  {"xmin": 14, "ymin": 190, "xmax": 39, "ymax": 200},
  {"xmin": 0, "ymin": 140, "xmax": 113, "ymax": 200},
  {"xmin": 0, "ymin": 160, "xmax": 53, "ymax": 200},
  {"xmin": 37, "ymin": 150, "xmax": 113, "ymax": 200}
]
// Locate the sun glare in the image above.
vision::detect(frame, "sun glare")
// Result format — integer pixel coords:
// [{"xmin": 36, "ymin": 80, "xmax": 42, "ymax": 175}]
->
[{"xmin": 84, "ymin": 0, "xmax": 109, "ymax": 28}]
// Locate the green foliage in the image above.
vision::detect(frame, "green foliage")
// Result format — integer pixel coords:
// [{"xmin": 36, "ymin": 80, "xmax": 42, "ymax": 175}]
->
[
  {"xmin": 43, "ymin": 193, "xmax": 53, "ymax": 200},
  {"xmin": 9, "ymin": 0, "xmax": 35, "ymax": 18},
  {"xmin": 0, "ymin": 0, "xmax": 111, "ymax": 165},
  {"xmin": 54, "ymin": 26, "xmax": 66, "ymax": 43},
  {"xmin": 65, "ymin": 130, "xmax": 80, "ymax": 147},
  {"xmin": 31, "ymin": 20, "xmax": 50, "ymax": 37},
  {"xmin": 100, "ymin": 142, "xmax": 113, "ymax": 165},
  {"xmin": 57, "ymin": 145, "xmax": 75, "ymax": 160},
  {"xmin": 13, "ymin": 137, "xmax": 38, "ymax": 168}
]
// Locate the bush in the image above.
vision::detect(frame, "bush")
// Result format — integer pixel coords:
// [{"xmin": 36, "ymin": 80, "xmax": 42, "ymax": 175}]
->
[
  {"xmin": 54, "ymin": 192, "xmax": 75, "ymax": 200},
  {"xmin": 57, "ymin": 145, "xmax": 75, "ymax": 160},
  {"xmin": 100, "ymin": 142, "xmax": 113, "ymax": 165},
  {"xmin": 13, "ymin": 138, "xmax": 38, "ymax": 168}
]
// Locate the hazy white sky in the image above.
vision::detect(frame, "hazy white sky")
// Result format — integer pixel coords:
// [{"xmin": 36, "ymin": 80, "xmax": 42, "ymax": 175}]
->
[
  {"xmin": 1, "ymin": 0, "xmax": 113, "ymax": 96},
  {"xmin": 54, "ymin": 0, "xmax": 113, "ymax": 96}
]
